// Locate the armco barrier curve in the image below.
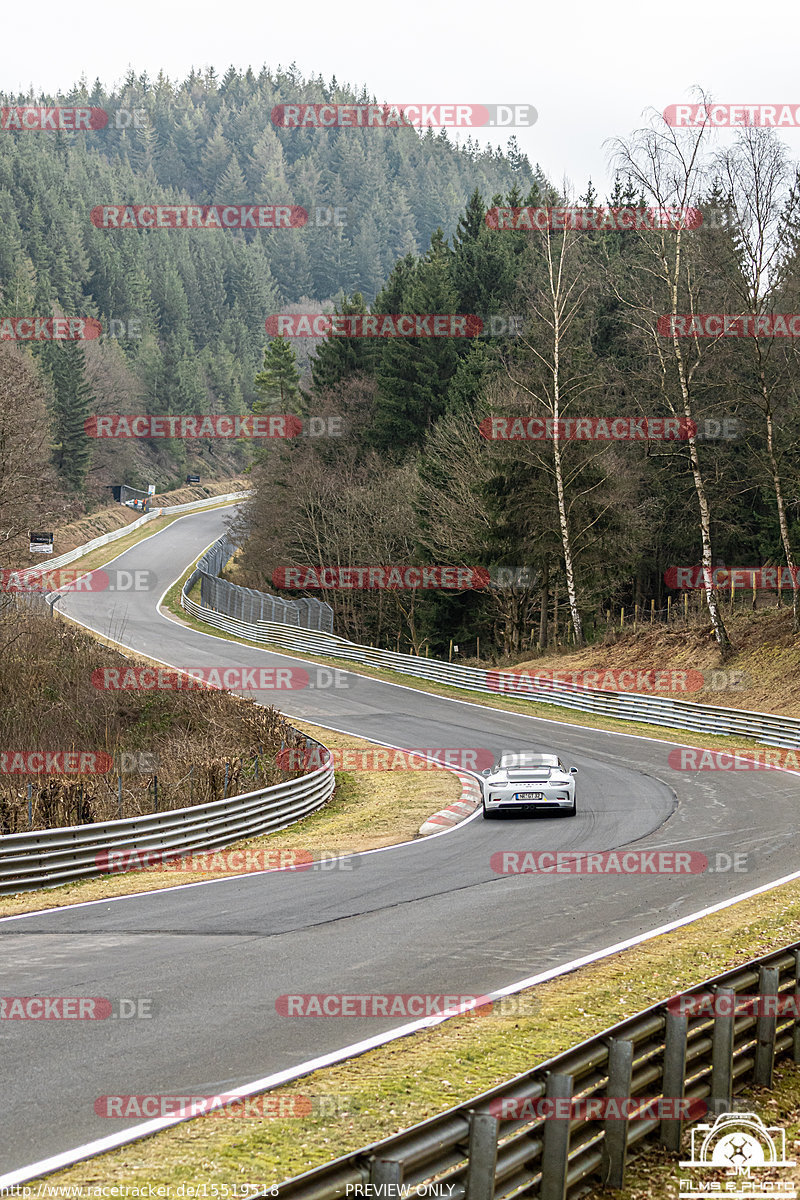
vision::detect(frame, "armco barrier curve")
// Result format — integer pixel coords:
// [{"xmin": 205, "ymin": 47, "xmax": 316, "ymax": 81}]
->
[
  {"xmin": 182, "ymin": 538, "xmax": 800, "ymax": 750},
  {"xmin": 0, "ymin": 743, "xmax": 334, "ymax": 895},
  {"xmin": 275, "ymin": 942, "xmax": 800, "ymax": 1199}
]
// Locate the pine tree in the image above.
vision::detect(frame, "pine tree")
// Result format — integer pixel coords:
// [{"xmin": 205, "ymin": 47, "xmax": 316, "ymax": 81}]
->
[
  {"xmin": 370, "ymin": 232, "xmax": 463, "ymax": 455},
  {"xmin": 254, "ymin": 337, "xmax": 301, "ymax": 413},
  {"xmin": 309, "ymin": 293, "xmax": 378, "ymax": 393},
  {"xmin": 42, "ymin": 340, "xmax": 93, "ymax": 491}
]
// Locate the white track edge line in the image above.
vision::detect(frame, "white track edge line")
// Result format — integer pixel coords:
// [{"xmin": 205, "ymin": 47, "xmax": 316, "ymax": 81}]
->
[{"xmin": 5, "ymin": 862, "xmax": 800, "ymax": 1187}]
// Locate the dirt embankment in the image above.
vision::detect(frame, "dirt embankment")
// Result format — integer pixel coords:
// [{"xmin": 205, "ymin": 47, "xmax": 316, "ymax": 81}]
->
[{"xmin": 484, "ymin": 608, "xmax": 800, "ymax": 718}]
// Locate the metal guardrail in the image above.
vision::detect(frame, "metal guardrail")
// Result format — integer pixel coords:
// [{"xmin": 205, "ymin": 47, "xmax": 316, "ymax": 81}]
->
[
  {"xmin": 275, "ymin": 942, "xmax": 800, "ymax": 1199},
  {"xmin": 0, "ymin": 740, "xmax": 335, "ymax": 895},
  {"xmin": 159, "ymin": 491, "xmax": 250, "ymax": 517},
  {"xmin": 182, "ymin": 540, "xmax": 800, "ymax": 750}
]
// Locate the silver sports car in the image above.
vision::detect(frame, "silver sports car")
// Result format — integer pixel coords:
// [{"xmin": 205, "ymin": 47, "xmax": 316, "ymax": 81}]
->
[{"xmin": 480, "ymin": 752, "xmax": 578, "ymax": 818}]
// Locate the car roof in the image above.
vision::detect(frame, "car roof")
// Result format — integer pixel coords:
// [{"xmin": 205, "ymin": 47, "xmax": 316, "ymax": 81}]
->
[{"xmin": 498, "ymin": 752, "xmax": 560, "ymax": 768}]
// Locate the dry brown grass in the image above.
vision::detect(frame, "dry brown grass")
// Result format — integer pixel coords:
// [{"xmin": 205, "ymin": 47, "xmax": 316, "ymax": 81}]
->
[
  {"xmin": 0, "ymin": 610, "xmax": 296, "ymax": 832},
  {"xmin": 506, "ymin": 607, "xmax": 800, "ymax": 718},
  {"xmin": 0, "ymin": 718, "xmax": 460, "ymax": 916}
]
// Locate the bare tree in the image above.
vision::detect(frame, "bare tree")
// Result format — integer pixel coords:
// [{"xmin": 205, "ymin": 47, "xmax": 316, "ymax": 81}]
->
[
  {"xmin": 502, "ymin": 214, "xmax": 625, "ymax": 647},
  {"xmin": 416, "ymin": 409, "xmax": 541, "ymax": 654},
  {"xmin": 715, "ymin": 126, "xmax": 800, "ymax": 631},
  {"xmin": 233, "ymin": 443, "xmax": 419, "ymax": 646},
  {"xmin": 609, "ymin": 100, "xmax": 732, "ymax": 658}
]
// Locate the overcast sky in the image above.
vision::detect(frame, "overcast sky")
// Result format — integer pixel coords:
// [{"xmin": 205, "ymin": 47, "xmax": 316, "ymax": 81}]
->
[{"xmin": 3, "ymin": 0, "xmax": 800, "ymax": 192}]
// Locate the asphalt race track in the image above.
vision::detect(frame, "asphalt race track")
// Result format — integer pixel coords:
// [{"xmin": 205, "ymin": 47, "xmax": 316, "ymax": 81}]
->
[{"xmin": 2, "ymin": 506, "xmax": 797, "ymax": 1176}]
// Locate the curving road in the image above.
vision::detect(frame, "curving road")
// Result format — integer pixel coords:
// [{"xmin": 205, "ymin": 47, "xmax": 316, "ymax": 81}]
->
[{"xmin": 1, "ymin": 506, "xmax": 798, "ymax": 1177}]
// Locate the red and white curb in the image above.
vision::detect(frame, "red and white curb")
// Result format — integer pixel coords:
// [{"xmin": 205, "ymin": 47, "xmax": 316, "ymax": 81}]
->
[{"xmin": 418, "ymin": 772, "xmax": 483, "ymax": 835}]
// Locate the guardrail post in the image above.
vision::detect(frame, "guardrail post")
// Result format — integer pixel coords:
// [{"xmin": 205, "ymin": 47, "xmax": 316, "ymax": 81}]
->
[
  {"xmin": 465, "ymin": 1111, "xmax": 499, "ymax": 1200},
  {"xmin": 370, "ymin": 1157, "xmax": 402, "ymax": 1195},
  {"xmin": 794, "ymin": 951, "xmax": 800, "ymax": 1064},
  {"xmin": 711, "ymin": 986, "xmax": 735, "ymax": 1114},
  {"xmin": 660, "ymin": 1010, "xmax": 688, "ymax": 1151},
  {"xmin": 602, "ymin": 1038, "xmax": 633, "ymax": 1188},
  {"xmin": 540, "ymin": 1072, "xmax": 572, "ymax": 1200},
  {"xmin": 754, "ymin": 966, "xmax": 779, "ymax": 1087}
]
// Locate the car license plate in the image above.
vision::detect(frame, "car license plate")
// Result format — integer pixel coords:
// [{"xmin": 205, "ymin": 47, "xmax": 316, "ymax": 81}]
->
[{"xmin": 516, "ymin": 791, "xmax": 544, "ymax": 800}]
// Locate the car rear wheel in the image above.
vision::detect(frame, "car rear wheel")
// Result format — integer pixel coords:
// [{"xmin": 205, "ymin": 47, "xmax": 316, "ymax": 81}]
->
[
  {"xmin": 482, "ymin": 802, "xmax": 495, "ymax": 820},
  {"xmin": 565, "ymin": 798, "xmax": 577, "ymax": 816}
]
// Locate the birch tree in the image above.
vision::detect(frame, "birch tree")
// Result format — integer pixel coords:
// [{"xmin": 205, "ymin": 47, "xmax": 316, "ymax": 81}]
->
[
  {"xmin": 609, "ymin": 102, "xmax": 733, "ymax": 657},
  {"xmin": 503, "ymin": 209, "xmax": 611, "ymax": 646},
  {"xmin": 715, "ymin": 126, "xmax": 800, "ymax": 631}
]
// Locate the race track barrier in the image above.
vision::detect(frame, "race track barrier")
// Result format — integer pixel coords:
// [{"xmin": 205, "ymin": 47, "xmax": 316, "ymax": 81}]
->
[
  {"xmin": 183, "ymin": 538, "xmax": 800, "ymax": 750},
  {"xmin": 275, "ymin": 941, "xmax": 800, "ymax": 1198},
  {"xmin": 0, "ymin": 737, "xmax": 334, "ymax": 895}
]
